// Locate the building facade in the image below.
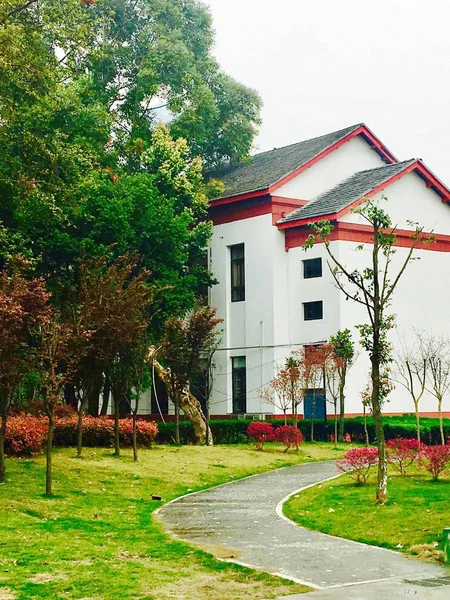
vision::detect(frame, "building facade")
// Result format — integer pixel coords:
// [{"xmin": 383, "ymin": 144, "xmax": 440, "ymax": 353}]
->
[{"xmin": 208, "ymin": 124, "xmax": 450, "ymax": 418}]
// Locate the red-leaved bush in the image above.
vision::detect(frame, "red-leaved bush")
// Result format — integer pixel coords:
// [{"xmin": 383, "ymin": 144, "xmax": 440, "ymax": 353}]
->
[
  {"xmin": 337, "ymin": 447, "xmax": 379, "ymax": 484},
  {"xmin": 4, "ymin": 415, "xmax": 159, "ymax": 456},
  {"xmin": 420, "ymin": 445, "xmax": 450, "ymax": 480},
  {"xmin": 5, "ymin": 415, "xmax": 47, "ymax": 457},
  {"xmin": 274, "ymin": 425, "xmax": 304, "ymax": 452},
  {"xmin": 247, "ymin": 421, "xmax": 275, "ymax": 450},
  {"xmin": 386, "ymin": 438, "xmax": 421, "ymax": 476}
]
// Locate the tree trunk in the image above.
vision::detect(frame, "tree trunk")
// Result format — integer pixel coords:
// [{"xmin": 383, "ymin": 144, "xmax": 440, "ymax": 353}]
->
[
  {"xmin": 438, "ymin": 396, "xmax": 444, "ymax": 445},
  {"xmin": 0, "ymin": 408, "xmax": 7, "ymax": 483},
  {"xmin": 205, "ymin": 396, "xmax": 210, "ymax": 447},
  {"xmin": 413, "ymin": 399, "xmax": 421, "ymax": 444},
  {"xmin": 363, "ymin": 405, "xmax": 369, "ymax": 447},
  {"xmin": 283, "ymin": 410, "xmax": 287, "ymax": 426},
  {"xmin": 334, "ymin": 401, "xmax": 338, "ymax": 449},
  {"xmin": 132, "ymin": 411, "xmax": 138, "ymax": 462},
  {"xmin": 338, "ymin": 373, "xmax": 346, "ymax": 442},
  {"xmin": 76, "ymin": 396, "xmax": 87, "ymax": 457},
  {"xmin": 100, "ymin": 374, "xmax": 111, "ymax": 416},
  {"xmin": 372, "ymin": 358, "xmax": 387, "ymax": 504},
  {"xmin": 174, "ymin": 393, "xmax": 180, "ymax": 445},
  {"xmin": 114, "ymin": 394, "xmax": 120, "ymax": 457},
  {"xmin": 46, "ymin": 411, "xmax": 54, "ymax": 495},
  {"xmin": 87, "ymin": 373, "xmax": 103, "ymax": 417}
]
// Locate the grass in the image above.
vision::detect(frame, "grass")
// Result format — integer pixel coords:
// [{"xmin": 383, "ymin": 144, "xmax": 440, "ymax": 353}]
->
[
  {"xmin": 0, "ymin": 442, "xmax": 351, "ymax": 600},
  {"xmin": 284, "ymin": 466, "xmax": 450, "ymax": 563}
]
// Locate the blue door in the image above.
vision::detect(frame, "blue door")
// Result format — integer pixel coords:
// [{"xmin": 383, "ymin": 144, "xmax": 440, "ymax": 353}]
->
[{"xmin": 304, "ymin": 389, "xmax": 326, "ymax": 420}]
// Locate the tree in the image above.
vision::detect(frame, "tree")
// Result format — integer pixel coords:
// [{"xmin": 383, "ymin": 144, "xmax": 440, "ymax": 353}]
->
[
  {"xmin": 329, "ymin": 330, "xmax": 354, "ymax": 441},
  {"xmin": 0, "ymin": 258, "xmax": 50, "ymax": 481},
  {"xmin": 152, "ymin": 306, "xmax": 222, "ymax": 445},
  {"xmin": 71, "ymin": 256, "xmax": 151, "ymax": 457},
  {"xmin": 423, "ymin": 335, "xmax": 450, "ymax": 445},
  {"xmin": 304, "ymin": 197, "xmax": 433, "ymax": 503},
  {"xmin": 393, "ymin": 331, "xmax": 427, "ymax": 443},
  {"xmin": 37, "ymin": 313, "xmax": 73, "ymax": 495},
  {"xmin": 304, "ymin": 345, "xmax": 329, "ymax": 442},
  {"xmin": 261, "ymin": 360, "xmax": 302, "ymax": 425}
]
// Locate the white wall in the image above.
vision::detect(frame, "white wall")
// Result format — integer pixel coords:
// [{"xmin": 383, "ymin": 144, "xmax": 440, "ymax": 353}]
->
[{"xmin": 275, "ymin": 135, "xmax": 385, "ymax": 200}]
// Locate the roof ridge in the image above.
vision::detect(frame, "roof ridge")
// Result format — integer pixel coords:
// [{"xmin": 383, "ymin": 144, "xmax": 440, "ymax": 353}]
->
[{"xmin": 250, "ymin": 123, "xmax": 363, "ymax": 159}]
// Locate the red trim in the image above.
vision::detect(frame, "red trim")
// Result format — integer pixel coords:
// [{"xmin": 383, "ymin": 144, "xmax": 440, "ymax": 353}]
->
[
  {"xmin": 268, "ymin": 125, "xmax": 397, "ymax": 195},
  {"xmin": 279, "ymin": 160, "xmax": 450, "ymax": 230},
  {"xmin": 209, "ymin": 195, "xmax": 272, "ymax": 226},
  {"xmin": 210, "ymin": 188, "xmax": 270, "ymax": 206},
  {"xmin": 285, "ymin": 221, "xmax": 450, "ymax": 252}
]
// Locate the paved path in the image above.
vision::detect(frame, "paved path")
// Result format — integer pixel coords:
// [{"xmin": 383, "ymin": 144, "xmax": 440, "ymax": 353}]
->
[{"xmin": 156, "ymin": 461, "xmax": 449, "ymax": 597}]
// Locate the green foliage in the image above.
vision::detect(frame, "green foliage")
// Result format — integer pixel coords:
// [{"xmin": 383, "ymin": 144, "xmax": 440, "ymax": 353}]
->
[{"xmin": 329, "ymin": 329, "xmax": 354, "ymax": 362}]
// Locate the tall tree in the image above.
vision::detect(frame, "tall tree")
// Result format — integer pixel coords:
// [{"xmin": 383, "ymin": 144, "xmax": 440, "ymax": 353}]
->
[
  {"xmin": 0, "ymin": 258, "xmax": 50, "ymax": 481},
  {"xmin": 304, "ymin": 197, "xmax": 433, "ymax": 504}
]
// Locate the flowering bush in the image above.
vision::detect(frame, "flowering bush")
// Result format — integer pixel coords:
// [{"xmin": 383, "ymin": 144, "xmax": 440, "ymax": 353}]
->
[
  {"xmin": 386, "ymin": 438, "xmax": 421, "ymax": 476},
  {"xmin": 274, "ymin": 425, "xmax": 304, "ymax": 452},
  {"xmin": 3, "ymin": 414, "xmax": 159, "ymax": 456},
  {"xmin": 420, "ymin": 445, "xmax": 450, "ymax": 480},
  {"xmin": 337, "ymin": 447, "xmax": 379, "ymax": 484},
  {"xmin": 5, "ymin": 415, "xmax": 47, "ymax": 457},
  {"xmin": 247, "ymin": 421, "xmax": 275, "ymax": 450}
]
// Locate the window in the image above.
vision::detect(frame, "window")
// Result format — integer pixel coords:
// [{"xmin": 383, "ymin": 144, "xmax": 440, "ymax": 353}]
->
[
  {"xmin": 303, "ymin": 257, "xmax": 322, "ymax": 279},
  {"xmin": 232, "ymin": 356, "xmax": 246, "ymax": 413},
  {"xmin": 303, "ymin": 301, "xmax": 323, "ymax": 321},
  {"xmin": 230, "ymin": 243, "xmax": 245, "ymax": 302}
]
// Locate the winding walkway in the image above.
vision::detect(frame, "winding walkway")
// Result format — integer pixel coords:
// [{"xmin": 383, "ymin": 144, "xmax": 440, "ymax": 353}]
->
[{"xmin": 156, "ymin": 460, "xmax": 449, "ymax": 598}]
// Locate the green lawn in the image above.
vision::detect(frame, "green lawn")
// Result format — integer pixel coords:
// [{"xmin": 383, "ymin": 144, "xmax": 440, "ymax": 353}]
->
[
  {"xmin": 0, "ymin": 442, "xmax": 350, "ymax": 600},
  {"xmin": 284, "ymin": 468, "xmax": 450, "ymax": 563}
]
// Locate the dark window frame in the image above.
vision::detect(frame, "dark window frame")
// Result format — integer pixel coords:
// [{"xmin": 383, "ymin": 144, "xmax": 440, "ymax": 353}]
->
[
  {"xmin": 231, "ymin": 356, "xmax": 247, "ymax": 414},
  {"xmin": 230, "ymin": 243, "xmax": 245, "ymax": 302},
  {"xmin": 303, "ymin": 300, "xmax": 323, "ymax": 321},
  {"xmin": 303, "ymin": 257, "xmax": 322, "ymax": 279}
]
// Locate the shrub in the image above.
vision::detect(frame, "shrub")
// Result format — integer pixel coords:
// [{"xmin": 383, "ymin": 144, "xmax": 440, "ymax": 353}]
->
[
  {"xmin": 337, "ymin": 447, "xmax": 379, "ymax": 484},
  {"xmin": 386, "ymin": 438, "xmax": 421, "ymax": 475},
  {"xmin": 5, "ymin": 415, "xmax": 47, "ymax": 457},
  {"xmin": 274, "ymin": 425, "xmax": 304, "ymax": 452},
  {"xmin": 247, "ymin": 421, "xmax": 275, "ymax": 450},
  {"xmin": 420, "ymin": 445, "xmax": 450, "ymax": 480}
]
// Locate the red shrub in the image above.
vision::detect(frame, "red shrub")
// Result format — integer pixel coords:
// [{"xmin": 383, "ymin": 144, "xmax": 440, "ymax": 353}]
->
[
  {"xmin": 337, "ymin": 447, "xmax": 379, "ymax": 484},
  {"xmin": 116, "ymin": 418, "xmax": 159, "ymax": 447},
  {"xmin": 274, "ymin": 425, "xmax": 304, "ymax": 452},
  {"xmin": 420, "ymin": 445, "xmax": 450, "ymax": 480},
  {"xmin": 5, "ymin": 415, "xmax": 47, "ymax": 456},
  {"xmin": 247, "ymin": 421, "xmax": 275, "ymax": 450},
  {"xmin": 386, "ymin": 438, "xmax": 421, "ymax": 475}
]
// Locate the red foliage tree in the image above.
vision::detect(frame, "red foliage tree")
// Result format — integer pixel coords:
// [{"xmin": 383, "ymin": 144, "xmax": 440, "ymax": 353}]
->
[
  {"xmin": 274, "ymin": 425, "xmax": 304, "ymax": 452},
  {"xmin": 0, "ymin": 258, "xmax": 50, "ymax": 481},
  {"xmin": 386, "ymin": 438, "xmax": 421, "ymax": 476},
  {"xmin": 247, "ymin": 421, "xmax": 275, "ymax": 450},
  {"xmin": 421, "ymin": 445, "xmax": 450, "ymax": 480},
  {"xmin": 337, "ymin": 447, "xmax": 379, "ymax": 485}
]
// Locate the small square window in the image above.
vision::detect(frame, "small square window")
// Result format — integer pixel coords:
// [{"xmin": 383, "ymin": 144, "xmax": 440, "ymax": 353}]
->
[
  {"xmin": 303, "ymin": 301, "xmax": 323, "ymax": 321},
  {"xmin": 303, "ymin": 257, "xmax": 322, "ymax": 279}
]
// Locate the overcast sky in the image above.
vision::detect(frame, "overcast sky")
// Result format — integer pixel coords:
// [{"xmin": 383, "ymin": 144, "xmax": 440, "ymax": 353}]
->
[{"xmin": 204, "ymin": 0, "xmax": 450, "ymax": 182}]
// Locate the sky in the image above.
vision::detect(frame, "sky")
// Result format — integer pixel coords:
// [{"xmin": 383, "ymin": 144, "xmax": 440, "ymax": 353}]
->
[{"xmin": 204, "ymin": 0, "xmax": 450, "ymax": 182}]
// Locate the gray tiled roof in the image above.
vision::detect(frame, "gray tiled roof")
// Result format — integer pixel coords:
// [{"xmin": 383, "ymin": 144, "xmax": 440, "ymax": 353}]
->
[
  {"xmin": 279, "ymin": 159, "xmax": 416, "ymax": 223},
  {"xmin": 208, "ymin": 124, "xmax": 362, "ymax": 200}
]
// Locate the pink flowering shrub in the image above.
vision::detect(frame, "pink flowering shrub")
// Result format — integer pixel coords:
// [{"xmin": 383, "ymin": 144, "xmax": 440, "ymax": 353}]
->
[
  {"xmin": 274, "ymin": 425, "xmax": 304, "ymax": 452},
  {"xmin": 247, "ymin": 421, "xmax": 275, "ymax": 450},
  {"xmin": 337, "ymin": 447, "xmax": 379, "ymax": 484},
  {"xmin": 420, "ymin": 445, "xmax": 450, "ymax": 480},
  {"xmin": 386, "ymin": 438, "xmax": 421, "ymax": 476}
]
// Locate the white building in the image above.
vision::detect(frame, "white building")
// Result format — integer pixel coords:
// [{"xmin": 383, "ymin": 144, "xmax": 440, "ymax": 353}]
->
[{"xmin": 208, "ymin": 124, "xmax": 450, "ymax": 419}]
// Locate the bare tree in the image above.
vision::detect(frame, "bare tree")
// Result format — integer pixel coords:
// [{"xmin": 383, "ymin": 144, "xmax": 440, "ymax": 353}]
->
[
  {"xmin": 394, "ymin": 331, "xmax": 427, "ymax": 443},
  {"xmin": 423, "ymin": 335, "xmax": 450, "ymax": 445},
  {"xmin": 261, "ymin": 359, "xmax": 301, "ymax": 425}
]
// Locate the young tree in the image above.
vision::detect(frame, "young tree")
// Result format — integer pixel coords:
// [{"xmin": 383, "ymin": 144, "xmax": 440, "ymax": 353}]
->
[
  {"xmin": 152, "ymin": 306, "xmax": 222, "ymax": 445},
  {"xmin": 304, "ymin": 345, "xmax": 329, "ymax": 442},
  {"xmin": 261, "ymin": 359, "xmax": 303, "ymax": 425},
  {"xmin": 304, "ymin": 197, "xmax": 433, "ymax": 503},
  {"xmin": 324, "ymin": 351, "xmax": 340, "ymax": 447},
  {"xmin": 37, "ymin": 313, "xmax": 73, "ymax": 495},
  {"xmin": 0, "ymin": 259, "xmax": 50, "ymax": 481},
  {"xmin": 393, "ymin": 332, "xmax": 427, "ymax": 443},
  {"xmin": 423, "ymin": 335, "xmax": 450, "ymax": 445},
  {"xmin": 71, "ymin": 256, "xmax": 151, "ymax": 457},
  {"xmin": 329, "ymin": 330, "xmax": 354, "ymax": 441}
]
